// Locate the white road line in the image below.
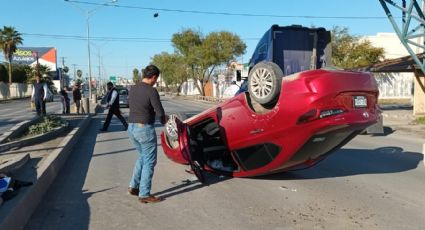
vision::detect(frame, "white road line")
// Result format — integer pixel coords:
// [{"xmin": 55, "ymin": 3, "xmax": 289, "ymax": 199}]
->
[{"xmin": 0, "ymin": 110, "xmax": 25, "ymax": 117}]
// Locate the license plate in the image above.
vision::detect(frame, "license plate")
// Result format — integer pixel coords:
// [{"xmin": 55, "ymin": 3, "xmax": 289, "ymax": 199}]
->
[
  {"xmin": 120, "ymin": 101, "xmax": 124, "ymax": 103},
  {"xmin": 353, "ymin": 96, "xmax": 367, "ymax": 108}
]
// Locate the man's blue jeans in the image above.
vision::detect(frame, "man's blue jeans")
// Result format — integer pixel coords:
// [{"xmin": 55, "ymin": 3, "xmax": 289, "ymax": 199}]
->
[{"xmin": 127, "ymin": 123, "xmax": 157, "ymax": 198}]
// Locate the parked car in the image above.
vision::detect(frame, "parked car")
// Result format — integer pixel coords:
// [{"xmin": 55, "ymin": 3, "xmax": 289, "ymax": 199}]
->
[
  {"xmin": 118, "ymin": 88, "xmax": 129, "ymax": 108},
  {"xmin": 160, "ymin": 25, "xmax": 380, "ymax": 183}
]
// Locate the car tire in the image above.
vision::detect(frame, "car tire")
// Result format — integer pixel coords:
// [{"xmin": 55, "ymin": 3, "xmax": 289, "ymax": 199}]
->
[
  {"xmin": 248, "ymin": 61, "xmax": 283, "ymax": 106},
  {"xmin": 165, "ymin": 112, "xmax": 184, "ymax": 142}
]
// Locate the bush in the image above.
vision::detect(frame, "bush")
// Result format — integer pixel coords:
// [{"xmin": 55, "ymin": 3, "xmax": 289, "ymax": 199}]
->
[
  {"xmin": 28, "ymin": 116, "xmax": 67, "ymax": 135},
  {"xmin": 0, "ymin": 63, "xmax": 7, "ymax": 82},
  {"xmin": 416, "ymin": 116, "xmax": 425, "ymax": 125}
]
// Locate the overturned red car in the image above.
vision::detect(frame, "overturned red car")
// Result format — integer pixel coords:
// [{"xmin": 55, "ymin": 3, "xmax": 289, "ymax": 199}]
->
[{"xmin": 160, "ymin": 25, "xmax": 380, "ymax": 182}]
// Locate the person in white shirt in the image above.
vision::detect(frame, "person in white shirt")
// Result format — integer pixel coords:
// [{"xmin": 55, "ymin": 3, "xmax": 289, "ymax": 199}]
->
[
  {"xmin": 31, "ymin": 74, "xmax": 48, "ymax": 116},
  {"xmin": 99, "ymin": 82, "xmax": 128, "ymax": 131}
]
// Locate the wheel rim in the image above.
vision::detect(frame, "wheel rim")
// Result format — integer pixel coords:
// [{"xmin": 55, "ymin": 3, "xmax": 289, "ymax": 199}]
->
[
  {"xmin": 166, "ymin": 115, "xmax": 178, "ymax": 138},
  {"xmin": 250, "ymin": 68, "xmax": 274, "ymax": 99}
]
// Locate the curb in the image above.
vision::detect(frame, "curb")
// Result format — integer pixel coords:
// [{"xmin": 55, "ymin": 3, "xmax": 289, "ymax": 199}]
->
[
  {"xmin": 0, "ymin": 153, "xmax": 30, "ymax": 174},
  {"xmin": 0, "ymin": 118, "xmax": 41, "ymax": 144},
  {"xmin": 0, "ymin": 115, "xmax": 91, "ymax": 230},
  {"xmin": 0, "ymin": 125, "xmax": 68, "ymax": 153}
]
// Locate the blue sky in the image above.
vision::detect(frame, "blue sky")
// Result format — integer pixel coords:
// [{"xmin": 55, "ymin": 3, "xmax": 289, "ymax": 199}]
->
[{"xmin": 0, "ymin": 0, "xmax": 396, "ymax": 79}]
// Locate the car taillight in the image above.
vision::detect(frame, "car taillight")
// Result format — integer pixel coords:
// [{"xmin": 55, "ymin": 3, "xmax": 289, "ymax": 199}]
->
[
  {"xmin": 297, "ymin": 108, "xmax": 345, "ymax": 124},
  {"xmin": 319, "ymin": 109, "xmax": 344, "ymax": 118},
  {"xmin": 297, "ymin": 109, "xmax": 318, "ymax": 124}
]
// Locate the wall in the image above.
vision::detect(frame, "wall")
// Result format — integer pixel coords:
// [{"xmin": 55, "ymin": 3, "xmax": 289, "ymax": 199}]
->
[
  {"xmin": 0, "ymin": 82, "xmax": 33, "ymax": 100},
  {"xmin": 366, "ymin": 33, "xmax": 414, "ymax": 100}
]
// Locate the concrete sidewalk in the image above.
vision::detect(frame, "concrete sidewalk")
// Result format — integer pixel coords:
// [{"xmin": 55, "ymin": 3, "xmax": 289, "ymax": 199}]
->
[{"xmin": 381, "ymin": 105, "xmax": 425, "ymax": 136}]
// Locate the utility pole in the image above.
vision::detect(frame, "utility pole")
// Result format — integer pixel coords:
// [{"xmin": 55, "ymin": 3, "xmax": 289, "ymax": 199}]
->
[
  {"xmin": 60, "ymin": 57, "xmax": 66, "ymax": 88},
  {"xmin": 72, "ymin": 64, "xmax": 77, "ymax": 80}
]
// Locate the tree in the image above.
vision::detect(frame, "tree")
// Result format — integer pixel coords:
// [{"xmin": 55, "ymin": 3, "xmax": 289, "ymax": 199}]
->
[
  {"xmin": 0, "ymin": 26, "xmax": 23, "ymax": 83},
  {"xmin": 331, "ymin": 26, "xmax": 384, "ymax": 69},
  {"xmin": 0, "ymin": 63, "xmax": 7, "ymax": 82},
  {"xmin": 151, "ymin": 52, "xmax": 187, "ymax": 95},
  {"xmin": 26, "ymin": 64, "xmax": 56, "ymax": 92},
  {"xmin": 132, "ymin": 68, "xmax": 139, "ymax": 84},
  {"xmin": 171, "ymin": 29, "xmax": 246, "ymax": 95}
]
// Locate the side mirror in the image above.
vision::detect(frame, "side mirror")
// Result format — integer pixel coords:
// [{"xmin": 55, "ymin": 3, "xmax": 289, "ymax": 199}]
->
[{"xmin": 236, "ymin": 70, "xmax": 241, "ymax": 82}]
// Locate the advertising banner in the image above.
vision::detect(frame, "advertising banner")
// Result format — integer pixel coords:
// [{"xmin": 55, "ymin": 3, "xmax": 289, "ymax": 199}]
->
[{"xmin": 12, "ymin": 47, "xmax": 57, "ymax": 71}]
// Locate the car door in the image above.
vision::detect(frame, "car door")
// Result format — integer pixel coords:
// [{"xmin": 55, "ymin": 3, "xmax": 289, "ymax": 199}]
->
[{"xmin": 175, "ymin": 119, "xmax": 205, "ymax": 183}]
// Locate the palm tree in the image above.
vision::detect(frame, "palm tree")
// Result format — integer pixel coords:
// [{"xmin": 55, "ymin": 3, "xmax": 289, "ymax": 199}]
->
[{"xmin": 0, "ymin": 26, "xmax": 23, "ymax": 83}]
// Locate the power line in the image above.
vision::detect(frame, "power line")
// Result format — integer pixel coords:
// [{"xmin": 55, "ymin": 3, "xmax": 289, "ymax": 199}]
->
[
  {"xmin": 65, "ymin": 0, "xmax": 389, "ymax": 20},
  {"xmin": 21, "ymin": 32, "xmax": 260, "ymax": 42}
]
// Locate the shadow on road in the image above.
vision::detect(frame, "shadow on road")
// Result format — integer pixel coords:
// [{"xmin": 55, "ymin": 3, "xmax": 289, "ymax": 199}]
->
[
  {"xmin": 25, "ymin": 117, "xmax": 102, "ymax": 230},
  {"xmin": 153, "ymin": 172, "xmax": 231, "ymax": 200},
  {"xmin": 257, "ymin": 146, "xmax": 423, "ymax": 180}
]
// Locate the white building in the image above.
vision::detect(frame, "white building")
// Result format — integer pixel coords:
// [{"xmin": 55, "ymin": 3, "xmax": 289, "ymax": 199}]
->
[{"xmin": 366, "ymin": 33, "xmax": 414, "ymax": 101}]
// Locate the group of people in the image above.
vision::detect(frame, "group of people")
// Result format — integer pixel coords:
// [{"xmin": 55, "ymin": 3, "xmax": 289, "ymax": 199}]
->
[
  {"xmin": 31, "ymin": 65, "xmax": 166, "ymax": 204},
  {"xmin": 31, "ymin": 73, "xmax": 84, "ymax": 116}
]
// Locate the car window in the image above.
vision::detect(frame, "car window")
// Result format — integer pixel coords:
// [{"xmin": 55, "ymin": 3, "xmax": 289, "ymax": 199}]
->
[
  {"xmin": 119, "ymin": 90, "xmax": 128, "ymax": 95},
  {"xmin": 258, "ymin": 43, "xmax": 267, "ymax": 54}
]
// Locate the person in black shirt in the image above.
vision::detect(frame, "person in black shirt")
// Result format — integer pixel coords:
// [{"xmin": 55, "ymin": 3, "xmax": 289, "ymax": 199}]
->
[
  {"xmin": 72, "ymin": 84, "xmax": 83, "ymax": 114},
  {"xmin": 127, "ymin": 65, "xmax": 166, "ymax": 204},
  {"xmin": 59, "ymin": 86, "xmax": 70, "ymax": 114},
  {"xmin": 99, "ymin": 82, "xmax": 128, "ymax": 131}
]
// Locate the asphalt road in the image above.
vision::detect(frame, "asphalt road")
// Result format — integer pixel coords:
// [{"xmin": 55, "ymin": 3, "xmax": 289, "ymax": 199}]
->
[
  {"xmin": 0, "ymin": 96, "xmax": 64, "ymax": 135},
  {"xmin": 25, "ymin": 96, "xmax": 425, "ymax": 230}
]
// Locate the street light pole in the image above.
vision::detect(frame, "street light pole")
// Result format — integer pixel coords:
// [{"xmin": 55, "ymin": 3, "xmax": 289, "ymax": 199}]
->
[
  {"xmin": 86, "ymin": 13, "xmax": 93, "ymax": 102},
  {"xmin": 64, "ymin": 0, "xmax": 117, "ymax": 110}
]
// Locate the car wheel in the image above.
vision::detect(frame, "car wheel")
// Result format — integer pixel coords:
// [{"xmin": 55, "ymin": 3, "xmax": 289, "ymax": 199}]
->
[
  {"xmin": 165, "ymin": 113, "xmax": 183, "ymax": 142},
  {"xmin": 248, "ymin": 61, "xmax": 283, "ymax": 106}
]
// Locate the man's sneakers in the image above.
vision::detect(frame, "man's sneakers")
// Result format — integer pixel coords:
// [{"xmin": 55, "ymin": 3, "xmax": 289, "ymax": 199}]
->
[{"xmin": 139, "ymin": 195, "xmax": 163, "ymax": 204}]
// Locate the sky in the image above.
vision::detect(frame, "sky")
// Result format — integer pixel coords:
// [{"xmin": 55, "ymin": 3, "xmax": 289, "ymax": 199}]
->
[{"xmin": 0, "ymin": 0, "xmax": 398, "ymax": 80}]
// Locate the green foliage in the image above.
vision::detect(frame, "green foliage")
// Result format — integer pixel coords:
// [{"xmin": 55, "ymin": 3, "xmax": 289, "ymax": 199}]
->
[
  {"xmin": 132, "ymin": 68, "xmax": 139, "ymax": 84},
  {"xmin": 28, "ymin": 115, "xmax": 66, "ymax": 136},
  {"xmin": 170, "ymin": 28, "xmax": 246, "ymax": 95},
  {"xmin": 0, "ymin": 63, "xmax": 30, "ymax": 83},
  {"xmin": 151, "ymin": 52, "xmax": 187, "ymax": 94},
  {"xmin": 26, "ymin": 64, "xmax": 55, "ymax": 92},
  {"xmin": 0, "ymin": 26, "xmax": 24, "ymax": 83},
  {"xmin": 331, "ymin": 26, "xmax": 384, "ymax": 69},
  {"xmin": 416, "ymin": 116, "xmax": 425, "ymax": 125},
  {"xmin": 0, "ymin": 63, "xmax": 7, "ymax": 82},
  {"xmin": 11, "ymin": 64, "xmax": 30, "ymax": 83}
]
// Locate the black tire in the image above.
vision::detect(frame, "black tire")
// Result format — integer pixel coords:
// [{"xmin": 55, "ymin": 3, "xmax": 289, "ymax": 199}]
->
[
  {"xmin": 248, "ymin": 61, "xmax": 283, "ymax": 106},
  {"xmin": 165, "ymin": 112, "xmax": 183, "ymax": 142}
]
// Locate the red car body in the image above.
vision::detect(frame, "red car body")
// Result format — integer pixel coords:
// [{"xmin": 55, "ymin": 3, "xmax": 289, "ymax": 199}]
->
[{"xmin": 161, "ymin": 68, "xmax": 379, "ymax": 179}]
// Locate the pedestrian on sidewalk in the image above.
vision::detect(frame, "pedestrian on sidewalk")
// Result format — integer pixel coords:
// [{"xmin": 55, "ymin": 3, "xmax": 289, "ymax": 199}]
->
[
  {"xmin": 59, "ymin": 86, "xmax": 70, "ymax": 114},
  {"xmin": 127, "ymin": 65, "xmax": 167, "ymax": 203},
  {"xmin": 72, "ymin": 84, "xmax": 83, "ymax": 114},
  {"xmin": 99, "ymin": 82, "xmax": 128, "ymax": 131},
  {"xmin": 31, "ymin": 74, "xmax": 48, "ymax": 116}
]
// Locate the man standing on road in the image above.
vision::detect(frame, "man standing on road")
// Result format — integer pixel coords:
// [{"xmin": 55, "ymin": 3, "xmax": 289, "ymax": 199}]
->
[
  {"xmin": 72, "ymin": 84, "xmax": 83, "ymax": 114},
  {"xmin": 31, "ymin": 74, "xmax": 48, "ymax": 116},
  {"xmin": 100, "ymin": 82, "xmax": 128, "ymax": 131},
  {"xmin": 60, "ymin": 86, "xmax": 70, "ymax": 114},
  {"xmin": 127, "ymin": 65, "xmax": 166, "ymax": 203}
]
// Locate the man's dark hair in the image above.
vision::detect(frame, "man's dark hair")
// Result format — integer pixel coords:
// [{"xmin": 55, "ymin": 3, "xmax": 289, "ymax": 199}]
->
[
  {"xmin": 143, "ymin": 65, "xmax": 160, "ymax": 79},
  {"xmin": 107, "ymin": 82, "xmax": 113, "ymax": 87}
]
